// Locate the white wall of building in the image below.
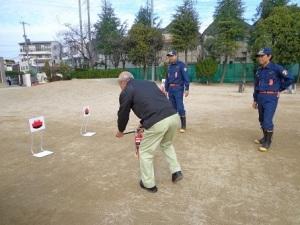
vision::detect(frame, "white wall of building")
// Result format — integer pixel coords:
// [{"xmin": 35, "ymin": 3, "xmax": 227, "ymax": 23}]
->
[{"xmin": 19, "ymin": 41, "xmax": 62, "ymax": 72}]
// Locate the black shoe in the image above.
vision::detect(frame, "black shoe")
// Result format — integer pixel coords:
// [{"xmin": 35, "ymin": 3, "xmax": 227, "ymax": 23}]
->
[
  {"xmin": 172, "ymin": 171, "xmax": 183, "ymax": 183},
  {"xmin": 254, "ymin": 129, "xmax": 267, "ymax": 144},
  {"xmin": 139, "ymin": 180, "xmax": 158, "ymax": 193},
  {"xmin": 259, "ymin": 131, "xmax": 273, "ymax": 152},
  {"xmin": 180, "ymin": 116, "xmax": 186, "ymax": 130}
]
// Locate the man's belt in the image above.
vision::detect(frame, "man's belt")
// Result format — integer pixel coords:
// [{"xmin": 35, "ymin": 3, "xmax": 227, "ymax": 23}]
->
[
  {"xmin": 170, "ymin": 84, "xmax": 180, "ymax": 87},
  {"xmin": 259, "ymin": 91, "xmax": 279, "ymax": 95}
]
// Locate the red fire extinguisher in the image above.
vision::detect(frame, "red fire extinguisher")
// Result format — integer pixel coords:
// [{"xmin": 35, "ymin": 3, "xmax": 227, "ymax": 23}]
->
[
  {"xmin": 134, "ymin": 128, "xmax": 144, "ymax": 159},
  {"xmin": 123, "ymin": 128, "xmax": 144, "ymax": 159}
]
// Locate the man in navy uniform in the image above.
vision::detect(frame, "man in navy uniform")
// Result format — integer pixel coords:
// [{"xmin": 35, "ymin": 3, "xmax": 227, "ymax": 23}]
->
[
  {"xmin": 253, "ymin": 48, "xmax": 294, "ymax": 152},
  {"xmin": 165, "ymin": 50, "xmax": 190, "ymax": 133}
]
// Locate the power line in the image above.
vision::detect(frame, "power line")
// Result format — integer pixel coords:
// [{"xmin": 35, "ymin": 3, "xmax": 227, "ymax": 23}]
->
[
  {"xmin": 78, "ymin": 0, "xmax": 84, "ymax": 67},
  {"xmin": 87, "ymin": 0, "xmax": 93, "ymax": 67}
]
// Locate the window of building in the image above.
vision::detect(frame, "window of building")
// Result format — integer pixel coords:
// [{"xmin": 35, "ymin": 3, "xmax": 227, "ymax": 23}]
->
[{"xmin": 28, "ymin": 46, "xmax": 33, "ymax": 52}]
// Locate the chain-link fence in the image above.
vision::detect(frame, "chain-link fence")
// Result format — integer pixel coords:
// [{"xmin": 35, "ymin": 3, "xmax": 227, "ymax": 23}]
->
[{"xmin": 128, "ymin": 63, "xmax": 300, "ymax": 83}]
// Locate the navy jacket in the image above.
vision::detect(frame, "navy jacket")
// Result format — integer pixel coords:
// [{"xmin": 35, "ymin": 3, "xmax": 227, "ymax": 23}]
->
[
  {"xmin": 118, "ymin": 79, "xmax": 176, "ymax": 132},
  {"xmin": 253, "ymin": 62, "xmax": 294, "ymax": 101},
  {"xmin": 165, "ymin": 60, "xmax": 190, "ymax": 92}
]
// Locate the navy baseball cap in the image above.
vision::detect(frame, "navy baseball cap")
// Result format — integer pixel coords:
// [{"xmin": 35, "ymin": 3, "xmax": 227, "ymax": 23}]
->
[
  {"xmin": 167, "ymin": 50, "xmax": 177, "ymax": 56},
  {"xmin": 256, "ymin": 48, "xmax": 272, "ymax": 56}
]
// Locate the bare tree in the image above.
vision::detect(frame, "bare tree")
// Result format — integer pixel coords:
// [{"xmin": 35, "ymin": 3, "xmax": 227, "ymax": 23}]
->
[{"xmin": 58, "ymin": 23, "xmax": 96, "ymax": 68}]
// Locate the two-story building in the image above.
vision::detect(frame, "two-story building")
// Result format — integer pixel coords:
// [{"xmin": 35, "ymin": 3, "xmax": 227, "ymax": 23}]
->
[{"xmin": 19, "ymin": 41, "xmax": 62, "ymax": 72}]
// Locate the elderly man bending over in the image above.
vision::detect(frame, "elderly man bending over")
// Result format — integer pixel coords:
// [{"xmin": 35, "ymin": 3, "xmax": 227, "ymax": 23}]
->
[{"xmin": 116, "ymin": 71, "xmax": 183, "ymax": 193}]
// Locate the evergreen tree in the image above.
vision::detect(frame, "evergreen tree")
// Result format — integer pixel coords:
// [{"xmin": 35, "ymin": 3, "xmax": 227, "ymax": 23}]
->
[
  {"xmin": 255, "ymin": 0, "xmax": 290, "ymax": 20},
  {"xmin": 127, "ymin": 23, "xmax": 163, "ymax": 78},
  {"xmin": 127, "ymin": 4, "xmax": 163, "ymax": 78},
  {"xmin": 210, "ymin": 0, "xmax": 246, "ymax": 83},
  {"xmin": 252, "ymin": 5, "xmax": 300, "ymax": 82},
  {"xmin": 170, "ymin": 0, "xmax": 200, "ymax": 63},
  {"xmin": 95, "ymin": 0, "xmax": 125, "ymax": 69}
]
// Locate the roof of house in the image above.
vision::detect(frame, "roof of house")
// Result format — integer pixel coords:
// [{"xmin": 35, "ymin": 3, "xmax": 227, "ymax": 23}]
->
[
  {"xmin": 162, "ymin": 22, "xmax": 173, "ymax": 33},
  {"xmin": 18, "ymin": 41, "xmax": 60, "ymax": 45},
  {"xmin": 202, "ymin": 19, "xmax": 253, "ymax": 37}
]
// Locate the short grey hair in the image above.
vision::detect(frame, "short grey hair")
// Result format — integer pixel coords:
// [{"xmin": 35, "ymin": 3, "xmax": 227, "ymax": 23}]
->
[{"xmin": 118, "ymin": 71, "xmax": 134, "ymax": 82}]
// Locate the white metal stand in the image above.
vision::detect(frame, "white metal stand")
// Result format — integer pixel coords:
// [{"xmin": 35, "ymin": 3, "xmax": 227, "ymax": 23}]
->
[
  {"xmin": 31, "ymin": 130, "xmax": 53, "ymax": 158},
  {"xmin": 80, "ymin": 115, "xmax": 96, "ymax": 137}
]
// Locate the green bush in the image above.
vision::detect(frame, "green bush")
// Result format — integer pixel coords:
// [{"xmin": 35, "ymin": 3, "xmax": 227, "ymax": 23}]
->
[
  {"xmin": 69, "ymin": 68, "xmax": 124, "ymax": 79},
  {"xmin": 196, "ymin": 58, "xmax": 218, "ymax": 84},
  {"xmin": 5, "ymin": 71, "xmax": 24, "ymax": 77},
  {"xmin": 57, "ymin": 62, "xmax": 72, "ymax": 80},
  {"xmin": 43, "ymin": 60, "xmax": 51, "ymax": 80}
]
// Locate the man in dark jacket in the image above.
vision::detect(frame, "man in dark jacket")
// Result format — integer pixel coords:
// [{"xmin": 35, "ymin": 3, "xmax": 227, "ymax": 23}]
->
[{"xmin": 116, "ymin": 71, "xmax": 183, "ymax": 193}]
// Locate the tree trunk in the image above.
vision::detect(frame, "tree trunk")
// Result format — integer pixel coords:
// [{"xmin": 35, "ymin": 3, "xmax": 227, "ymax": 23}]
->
[
  {"xmin": 143, "ymin": 64, "xmax": 147, "ymax": 80},
  {"xmin": 114, "ymin": 58, "xmax": 118, "ymax": 68},
  {"xmin": 122, "ymin": 60, "xmax": 125, "ymax": 69},
  {"xmin": 220, "ymin": 56, "xmax": 228, "ymax": 84},
  {"xmin": 199, "ymin": 37, "xmax": 204, "ymax": 61},
  {"xmin": 104, "ymin": 55, "xmax": 108, "ymax": 70},
  {"xmin": 86, "ymin": 43, "xmax": 92, "ymax": 69},
  {"xmin": 242, "ymin": 62, "xmax": 246, "ymax": 83},
  {"xmin": 297, "ymin": 63, "xmax": 300, "ymax": 83},
  {"xmin": 185, "ymin": 49, "xmax": 188, "ymax": 64}
]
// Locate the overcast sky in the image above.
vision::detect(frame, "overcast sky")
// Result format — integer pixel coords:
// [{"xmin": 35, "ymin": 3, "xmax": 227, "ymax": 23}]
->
[{"xmin": 0, "ymin": 0, "xmax": 299, "ymax": 60}]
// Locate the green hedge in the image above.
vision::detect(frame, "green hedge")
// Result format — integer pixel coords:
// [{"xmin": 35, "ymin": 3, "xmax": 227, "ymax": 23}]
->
[
  {"xmin": 5, "ymin": 71, "xmax": 24, "ymax": 77},
  {"xmin": 69, "ymin": 68, "xmax": 124, "ymax": 79}
]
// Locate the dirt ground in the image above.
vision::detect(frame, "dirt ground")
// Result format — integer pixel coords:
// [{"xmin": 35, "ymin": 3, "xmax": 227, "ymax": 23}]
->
[{"xmin": 0, "ymin": 79, "xmax": 299, "ymax": 225}]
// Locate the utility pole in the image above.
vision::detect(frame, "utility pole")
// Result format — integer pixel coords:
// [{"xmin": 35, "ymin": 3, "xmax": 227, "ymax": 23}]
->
[
  {"xmin": 0, "ymin": 57, "xmax": 6, "ymax": 84},
  {"xmin": 150, "ymin": 0, "xmax": 155, "ymax": 81},
  {"xmin": 87, "ymin": 0, "xmax": 93, "ymax": 67},
  {"xmin": 78, "ymin": 0, "xmax": 84, "ymax": 68},
  {"xmin": 20, "ymin": 21, "xmax": 30, "ymax": 71}
]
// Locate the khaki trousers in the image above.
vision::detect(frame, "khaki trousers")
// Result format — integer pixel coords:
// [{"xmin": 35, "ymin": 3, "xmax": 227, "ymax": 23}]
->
[{"xmin": 139, "ymin": 114, "xmax": 181, "ymax": 188}]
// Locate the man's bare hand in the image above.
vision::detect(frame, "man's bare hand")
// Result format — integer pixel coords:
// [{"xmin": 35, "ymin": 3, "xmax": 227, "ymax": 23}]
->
[
  {"xmin": 185, "ymin": 90, "xmax": 189, "ymax": 97},
  {"xmin": 252, "ymin": 102, "xmax": 258, "ymax": 109},
  {"xmin": 116, "ymin": 131, "xmax": 124, "ymax": 138}
]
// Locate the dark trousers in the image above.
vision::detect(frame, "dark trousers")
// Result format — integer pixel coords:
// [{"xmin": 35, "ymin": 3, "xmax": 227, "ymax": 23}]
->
[
  {"xmin": 168, "ymin": 88, "xmax": 185, "ymax": 117},
  {"xmin": 257, "ymin": 94, "xmax": 278, "ymax": 131}
]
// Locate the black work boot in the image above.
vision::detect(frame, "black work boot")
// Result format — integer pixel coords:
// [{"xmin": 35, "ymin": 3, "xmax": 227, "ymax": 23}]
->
[
  {"xmin": 254, "ymin": 129, "xmax": 267, "ymax": 144},
  {"xmin": 258, "ymin": 131, "xmax": 273, "ymax": 152},
  {"xmin": 180, "ymin": 116, "xmax": 186, "ymax": 133},
  {"xmin": 139, "ymin": 180, "xmax": 158, "ymax": 193},
  {"xmin": 172, "ymin": 171, "xmax": 183, "ymax": 183}
]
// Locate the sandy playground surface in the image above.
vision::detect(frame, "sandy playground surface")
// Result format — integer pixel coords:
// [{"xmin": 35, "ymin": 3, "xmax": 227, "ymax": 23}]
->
[{"xmin": 0, "ymin": 79, "xmax": 300, "ymax": 225}]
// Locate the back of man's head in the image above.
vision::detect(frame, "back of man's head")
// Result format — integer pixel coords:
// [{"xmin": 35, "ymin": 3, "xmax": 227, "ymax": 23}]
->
[{"xmin": 118, "ymin": 71, "xmax": 134, "ymax": 82}]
